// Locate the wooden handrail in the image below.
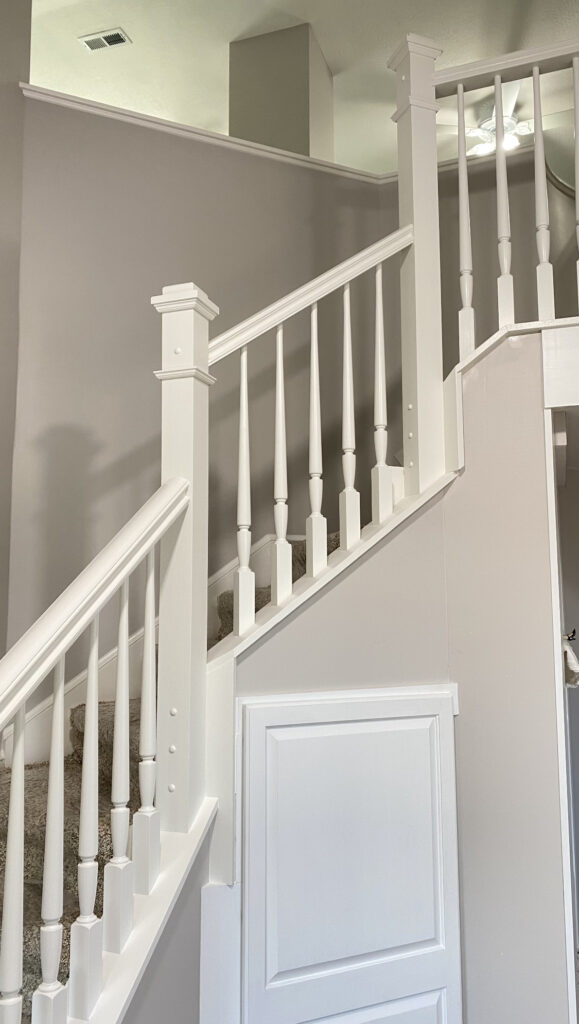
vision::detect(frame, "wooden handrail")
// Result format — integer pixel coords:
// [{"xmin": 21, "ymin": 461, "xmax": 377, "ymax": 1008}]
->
[
  {"xmin": 0, "ymin": 477, "xmax": 190, "ymax": 729},
  {"xmin": 208, "ymin": 225, "xmax": 414, "ymax": 366},
  {"xmin": 434, "ymin": 38, "xmax": 579, "ymax": 97}
]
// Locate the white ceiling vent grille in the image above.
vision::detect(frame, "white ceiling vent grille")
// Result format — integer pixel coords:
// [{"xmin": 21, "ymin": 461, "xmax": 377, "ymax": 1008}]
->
[{"xmin": 80, "ymin": 29, "xmax": 131, "ymax": 52}]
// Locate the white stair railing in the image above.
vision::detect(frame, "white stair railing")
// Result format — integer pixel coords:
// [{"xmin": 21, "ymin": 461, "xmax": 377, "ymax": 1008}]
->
[
  {"xmin": 306, "ymin": 302, "xmax": 327, "ymax": 578},
  {"xmin": 207, "ymin": 226, "xmax": 416, "ymax": 639},
  {"xmin": 0, "ymin": 478, "xmax": 191, "ymax": 1023},
  {"xmin": 435, "ymin": 38, "xmax": 579, "ymax": 347},
  {"xmin": 33, "ymin": 658, "xmax": 66, "ymax": 1023},
  {"xmin": 132, "ymin": 550, "xmax": 159, "ymax": 896},
  {"xmin": 103, "ymin": 581, "xmax": 133, "ymax": 955}
]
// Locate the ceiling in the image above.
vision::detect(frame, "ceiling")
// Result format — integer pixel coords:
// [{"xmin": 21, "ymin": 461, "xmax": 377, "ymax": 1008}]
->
[{"xmin": 30, "ymin": 0, "xmax": 579, "ymax": 174}]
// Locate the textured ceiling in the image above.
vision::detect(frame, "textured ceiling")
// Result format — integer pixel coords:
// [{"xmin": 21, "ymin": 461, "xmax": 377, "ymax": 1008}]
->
[{"xmin": 30, "ymin": 0, "xmax": 579, "ymax": 173}]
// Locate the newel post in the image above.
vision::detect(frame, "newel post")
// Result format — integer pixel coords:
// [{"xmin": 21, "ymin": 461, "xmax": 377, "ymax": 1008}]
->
[
  {"xmin": 152, "ymin": 283, "xmax": 219, "ymax": 832},
  {"xmin": 388, "ymin": 35, "xmax": 446, "ymax": 494}
]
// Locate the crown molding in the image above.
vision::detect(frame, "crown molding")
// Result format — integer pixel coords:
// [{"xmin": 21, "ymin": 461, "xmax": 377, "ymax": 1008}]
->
[{"xmin": 20, "ymin": 82, "xmax": 398, "ymax": 186}]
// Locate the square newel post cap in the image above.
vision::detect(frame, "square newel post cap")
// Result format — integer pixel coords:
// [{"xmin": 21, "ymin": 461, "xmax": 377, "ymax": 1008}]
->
[
  {"xmin": 388, "ymin": 34, "xmax": 442, "ymax": 72},
  {"xmin": 151, "ymin": 282, "xmax": 220, "ymax": 321}
]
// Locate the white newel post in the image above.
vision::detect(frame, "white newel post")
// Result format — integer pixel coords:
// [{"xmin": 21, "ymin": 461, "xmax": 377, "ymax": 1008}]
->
[
  {"xmin": 389, "ymin": 35, "xmax": 446, "ymax": 494},
  {"xmin": 152, "ymin": 283, "xmax": 219, "ymax": 832}
]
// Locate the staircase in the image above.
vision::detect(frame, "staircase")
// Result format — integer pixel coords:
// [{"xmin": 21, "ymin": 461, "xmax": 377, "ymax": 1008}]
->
[{"xmin": 2, "ymin": 29, "xmax": 579, "ymax": 1024}]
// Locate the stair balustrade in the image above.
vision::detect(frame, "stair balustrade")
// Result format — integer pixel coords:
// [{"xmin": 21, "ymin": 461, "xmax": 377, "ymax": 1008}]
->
[
  {"xmin": 434, "ymin": 39, "xmax": 579, "ymax": 357},
  {"xmin": 0, "ymin": 480, "xmax": 190, "ymax": 1022}
]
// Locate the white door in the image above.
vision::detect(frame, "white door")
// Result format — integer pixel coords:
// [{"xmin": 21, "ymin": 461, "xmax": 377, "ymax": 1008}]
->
[{"xmin": 242, "ymin": 687, "xmax": 462, "ymax": 1024}]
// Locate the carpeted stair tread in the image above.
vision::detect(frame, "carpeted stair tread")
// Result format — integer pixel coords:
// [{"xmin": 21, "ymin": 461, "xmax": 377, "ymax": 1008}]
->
[{"xmin": 213, "ymin": 532, "xmax": 340, "ymax": 644}]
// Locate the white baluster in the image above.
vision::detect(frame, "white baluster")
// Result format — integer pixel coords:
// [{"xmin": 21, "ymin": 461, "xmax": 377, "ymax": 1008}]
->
[
  {"xmin": 371, "ymin": 264, "xmax": 395, "ymax": 524},
  {"xmin": 532, "ymin": 66, "xmax": 555, "ymax": 321},
  {"xmin": 306, "ymin": 303, "xmax": 327, "ymax": 577},
  {"xmin": 69, "ymin": 619, "xmax": 102, "ymax": 1021},
  {"xmin": 0, "ymin": 730, "xmax": 5, "ymax": 766},
  {"xmin": 457, "ymin": 83, "xmax": 476, "ymax": 357},
  {"xmin": 494, "ymin": 75, "xmax": 515, "ymax": 326},
  {"xmin": 234, "ymin": 346, "xmax": 255, "ymax": 635},
  {"xmin": 339, "ymin": 282, "xmax": 361, "ymax": 550},
  {"xmin": 569, "ymin": 58, "xmax": 573, "ymax": 305},
  {"xmin": 32, "ymin": 660, "xmax": 67, "ymax": 1024},
  {"xmin": 0, "ymin": 706, "xmax": 25, "ymax": 1024},
  {"xmin": 103, "ymin": 581, "xmax": 134, "ymax": 954},
  {"xmin": 133, "ymin": 551, "xmax": 160, "ymax": 895},
  {"xmin": 271, "ymin": 325, "xmax": 292, "ymax": 605}
]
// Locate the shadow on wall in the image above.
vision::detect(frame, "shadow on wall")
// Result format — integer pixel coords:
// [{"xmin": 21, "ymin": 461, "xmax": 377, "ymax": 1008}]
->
[{"xmin": 29, "ymin": 425, "xmax": 160, "ymax": 702}]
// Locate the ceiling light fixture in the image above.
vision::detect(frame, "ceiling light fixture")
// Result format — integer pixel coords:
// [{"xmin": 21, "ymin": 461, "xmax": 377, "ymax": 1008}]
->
[{"xmin": 466, "ymin": 115, "xmax": 532, "ymax": 157}]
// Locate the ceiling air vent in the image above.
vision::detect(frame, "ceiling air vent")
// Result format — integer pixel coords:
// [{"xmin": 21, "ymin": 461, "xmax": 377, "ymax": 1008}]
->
[{"xmin": 80, "ymin": 28, "xmax": 131, "ymax": 52}]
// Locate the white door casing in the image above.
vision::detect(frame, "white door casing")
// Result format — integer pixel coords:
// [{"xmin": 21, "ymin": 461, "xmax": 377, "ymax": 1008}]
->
[{"xmin": 242, "ymin": 687, "xmax": 462, "ymax": 1024}]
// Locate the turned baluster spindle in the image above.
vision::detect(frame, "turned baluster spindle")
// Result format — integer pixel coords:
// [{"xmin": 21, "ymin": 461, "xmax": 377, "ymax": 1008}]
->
[
  {"xmin": 234, "ymin": 345, "xmax": 255, "ymax": 635},
  {"xmin": 457, "ymin": 83, "xmax": 476, "ymax": 357},
  {"xmin": 532, "ymin": 66, "xmax": 555, "ymax": 321},
  {"xmin": 103, "ymin": 580, "xmax": 134, "ymax": 954},
  {"xmin": 32, "ymin": 659, "xmax": 68, "ymax": 1022},
  {"xmin": 69, "ymin": 618, "xmax": 102, "ymax": 1020},
  {"xmin": 569, "ymin": 57, "xmax": 573, "ymax": 303},
  {"xmin": 133, "ymin": 551, "xmax": 160, "ymax": 895},
  {"xmin": 306, "ymin": 302, "xmax": 327, "ymax": 577},
  {"xmin": 494, "ymin": 75, "xmax": 515, "ymax": 327},
  {"xmin": 271, "ymin": 325, "xmax": 292, "ymax": 605},
  {"xmin": 371, "ymin": 264, "xmax": 395, "ymax": 525},
  {"xmin": 339, "ymin": 282, "xmax": 361, "ymax": 550},
  {"xmin": 77, "ymin": 618, "xmax": 99, "ymax": 919},
  {"xmin": 0, "ymin": 706, "xmax": 25, "ymax": 1020}
]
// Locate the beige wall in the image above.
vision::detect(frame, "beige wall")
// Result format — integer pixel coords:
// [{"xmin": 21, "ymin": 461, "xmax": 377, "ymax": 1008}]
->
[
  {"xmin": 229, "ymin": 24, "xmax": 333, "ymax": 161},
  {"xmin": 0, "ymin": 0, "xmax": 31, "ymax": 653},
  {"xmin": 122, "ymin": 834, "xmax": 210, "ymax": 1024},
  {"xmin": 444, "ymin": 335, "xmax": 570, "ymax": 1024},
  {"xmin": 11, "ymin": 98, "xmax": 390, "ymax": 684}
]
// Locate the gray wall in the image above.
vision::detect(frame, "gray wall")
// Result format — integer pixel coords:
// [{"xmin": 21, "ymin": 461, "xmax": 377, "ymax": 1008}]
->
[
  {"xmin": 236, "ymin": 493, "xmax": 449, "ymax": 694},
  {"xmin": 444, "ymin": 335, "xmax": 569, "ymax": 1024},
  {"xmin": 0, "ymin": 0, "xmax": 31, "ymax": 654},
  {"xmin": 123, "ymin": 834, "xmax": 210, "ymax": 1024},
  {"xmin": 11, "ymin": 98, "xmax": 390, "ymax": 675},
  {"xmin": 229, "ymin": 25, "xmax": 333, "ymax": 160},
  {"xmin": 237, "ymin": 334, "xmax": 571, "ymax": 1023}
]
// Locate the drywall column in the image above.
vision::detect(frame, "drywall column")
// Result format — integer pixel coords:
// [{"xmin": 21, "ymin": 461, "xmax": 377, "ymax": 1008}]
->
[
  {"xmin": 229, "ymin": 24, "xmax": 334, "ymax": 160},
  {"xmin": 0, "ymin": 0, "xmax": 31, "ymax": 654}
]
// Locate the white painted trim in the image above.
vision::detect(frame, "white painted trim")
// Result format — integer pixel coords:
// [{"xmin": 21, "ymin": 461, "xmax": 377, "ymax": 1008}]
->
[
  {"xmin": 435, "ymin": 38, "xmax": 579, "ymax": 96},
  {"xmin": 208, "ymin": 226, "xmax": 414, "ymax": 365},
  {"xmin": 68, "ymin": 797, "xmax": 218, "ymax": 1024},
  {"xmin": 208, "ymin": 472, "xmax": 457, "ymax": 667},
  {"xmin": 20, "ymin": 83, "xmax": 393, "ymax": 186},
  {"xmin": 450, "ymin": 317, "xmax": 579, "ymax": 380},
  {"xmin": 0, "ymin": 478, "xmax": 189, "ymax": 730},
  {"xmin": 543, "ymin": 409, "xmax": 578, "ymax": 1024},
  {"xmin": 239, "ymin": 683, "xmax": 460, "ymax": 716}
]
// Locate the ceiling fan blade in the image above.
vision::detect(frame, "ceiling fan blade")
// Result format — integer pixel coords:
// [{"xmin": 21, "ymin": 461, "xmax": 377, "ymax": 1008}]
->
[{"xmin": 501, "ymin": 80, "xmax": 521, "ymax": 118}]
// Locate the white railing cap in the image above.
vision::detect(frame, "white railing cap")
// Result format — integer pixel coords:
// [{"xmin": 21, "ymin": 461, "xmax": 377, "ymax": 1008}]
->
[{"xmin": 151, "ymin": 283, "xmax": 219, "ymax": 319}]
